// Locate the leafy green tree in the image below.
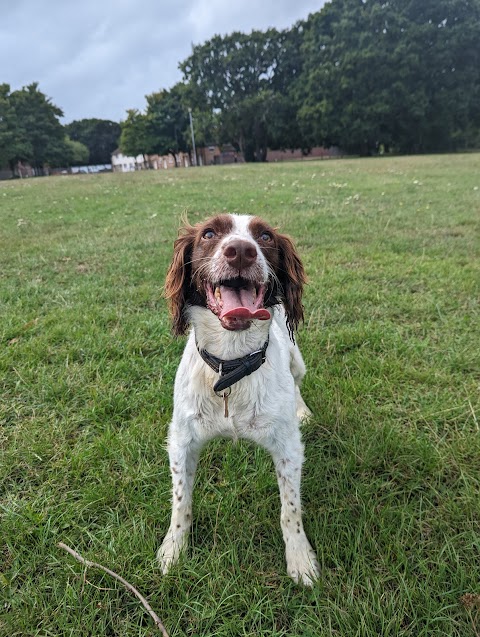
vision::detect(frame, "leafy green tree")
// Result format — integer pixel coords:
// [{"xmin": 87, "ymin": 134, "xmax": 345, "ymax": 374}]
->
[
  {"xmin": 65, "ymin": 118, "xmax": 121, "ymax": 164},
  {"xmin": 120, "ymin": 85, "xmax": 193, "ymax": 166},
  {"xmin": 397, "ymin": 0, "xmax": 480, "ymax": 152},
  {"xmin": 8, "ymin": 83, "xmax": 68, "ymax": 172},
  {"xmin": 119, "ymin": 109, "xmax": 149, "ymax": 158},
  {"xmin": 180, "ymin": 28, "xmax": 304, "ymax": 161},
  {"xmin": 297, "ymin": 0, "xmax": 401, "ymax": 154},
  {"xmin": 144, "ymin": 83, "xmax": 190, "ymax": 164},
  {"xmin": 266, "ymin": 23, "xmax": 310, "ymax": 154},
  {"xmin": 64, "ymin": 136, "xmax": 90, "ymax": 165},
  {"xmin": 186, "ymin": 107, "xmax": 219, "ymax": 151},
  {"xmin": 0, "ymin": 83, "xmax": 32, "ymax": 173},
  {"xmin": 297, "ymin": 0, "xmax": 480, "ymax": 154}
]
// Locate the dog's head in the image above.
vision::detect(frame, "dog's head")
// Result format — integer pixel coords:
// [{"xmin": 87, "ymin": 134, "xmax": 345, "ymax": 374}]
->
[{"xmin": 164, "ymin": 214, "xmax": 306, "ymax": 339}]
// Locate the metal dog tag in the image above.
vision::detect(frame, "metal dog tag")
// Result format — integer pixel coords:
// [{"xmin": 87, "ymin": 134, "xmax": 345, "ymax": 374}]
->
[{"xmin": 223, "ymin": 392, "xmax": 229, "ymax": 418}]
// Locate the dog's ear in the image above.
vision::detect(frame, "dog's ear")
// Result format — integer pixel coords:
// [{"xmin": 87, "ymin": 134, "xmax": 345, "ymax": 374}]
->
[
  {"xmin": 164, "ymin": 224, "xmax": 196, "ymax": 336},
  {"xmin": 276, "ymin": 232, "xmax": 306, "ymax": 340}
]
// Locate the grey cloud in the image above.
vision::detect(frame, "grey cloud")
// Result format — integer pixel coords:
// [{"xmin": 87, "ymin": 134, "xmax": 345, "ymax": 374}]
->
[{"xmin": 1, "ymin": 0, "xmax": 325, "ymax": 122}]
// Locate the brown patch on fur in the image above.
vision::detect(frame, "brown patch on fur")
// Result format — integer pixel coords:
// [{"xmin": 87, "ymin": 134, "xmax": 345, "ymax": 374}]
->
[
  {"xmin": 164, "ymin": 222, "xmax": 196, "ymax": 336},
  {"xmin": 249, "ymin": 217, "xmax": 306, "ymax": 339},
  {"xmin": 164, "ymin": 215, "xmax": 234, "ymax": 335}
]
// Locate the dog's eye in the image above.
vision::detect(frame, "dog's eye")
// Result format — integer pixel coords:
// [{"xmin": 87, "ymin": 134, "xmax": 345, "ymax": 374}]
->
[
  {"xmin": 260, "ymin": 231, "xmax": 272, "ymax": 242},
  {"xmin": 203, "ymin": 229, "xmax": 216, "ymax": 240}
]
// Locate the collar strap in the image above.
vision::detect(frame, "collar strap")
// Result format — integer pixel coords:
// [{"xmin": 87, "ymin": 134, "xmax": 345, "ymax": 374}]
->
[{"xmin": 197, "ymin": 337, "xmax": 269, "ymax": 393}]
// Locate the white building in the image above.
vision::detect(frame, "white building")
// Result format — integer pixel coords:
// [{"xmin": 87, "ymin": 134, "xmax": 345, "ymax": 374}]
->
[{"xmin": 111, "ymin": 149, "xmax": 146, "ymax": 173}]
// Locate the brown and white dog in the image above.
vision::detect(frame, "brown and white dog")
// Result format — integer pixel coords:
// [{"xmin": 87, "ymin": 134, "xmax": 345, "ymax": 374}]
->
[{"xmin": 158, "ymin": 213, "xmax": 319, "ymax": 585}]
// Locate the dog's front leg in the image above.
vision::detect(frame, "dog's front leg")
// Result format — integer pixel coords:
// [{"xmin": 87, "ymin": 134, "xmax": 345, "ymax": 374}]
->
[
  {"xmin": 267, "ymin": 432, "xmax": 320, "ymax": 586},
  {"xmin": 158, "ymin": 428, "xmax": 201, "ymax": 574}
]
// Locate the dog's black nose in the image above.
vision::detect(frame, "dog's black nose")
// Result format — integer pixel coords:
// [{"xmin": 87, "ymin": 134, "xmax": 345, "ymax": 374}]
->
[{"xmin": 223, "ymin": 239, "xmax": 257, "ymax": 270}]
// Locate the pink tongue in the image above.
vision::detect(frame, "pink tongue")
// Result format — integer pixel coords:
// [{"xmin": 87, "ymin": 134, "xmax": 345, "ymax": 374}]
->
[{"xmin": 219, "ymin": 285, "xmax": 270, "ymax": 320}]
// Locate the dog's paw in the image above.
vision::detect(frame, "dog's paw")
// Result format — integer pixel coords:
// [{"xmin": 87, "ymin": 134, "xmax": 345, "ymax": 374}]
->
[
  {"xmin": 295, "ymin": 388, "xmax": 313, "ymax": 422},
  {"xmin": 157, "ymin": 528, "xmax": 187, "ymax": 574},
  {"xmin": 296, "ymin": 403, "xmax": 313, "ymax": 423},
  {"xmin": 286, "ymin": 536, "xmax": 320, "ymax": 587}
]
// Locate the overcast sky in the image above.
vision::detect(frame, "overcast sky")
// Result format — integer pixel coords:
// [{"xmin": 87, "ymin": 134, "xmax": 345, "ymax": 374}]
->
[{"xmin": 2, "ymin": 0, "xmax": 326, "ymax": 124}]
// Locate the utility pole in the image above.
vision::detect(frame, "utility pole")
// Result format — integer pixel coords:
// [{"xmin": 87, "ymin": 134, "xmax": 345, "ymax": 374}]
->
[{"xmin": 188, "ymin": 108, "xmax": 197, "ymax": 166}]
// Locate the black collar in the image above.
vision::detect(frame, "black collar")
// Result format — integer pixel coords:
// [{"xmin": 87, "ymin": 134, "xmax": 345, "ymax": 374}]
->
[{"xmin": 196, "ymin": 337, "xmax": 269, "ymax": 394}]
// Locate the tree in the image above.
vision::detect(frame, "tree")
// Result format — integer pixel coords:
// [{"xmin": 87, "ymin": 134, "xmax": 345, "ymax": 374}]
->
[
  {"xmin": 180, "ymin": 28, "xmax": 304, "ymax": 161},
  {"xmin": 65, "ymin": 118, "xmax": 121, "ymax": 164},
  {"xmin": 397, "ymin": 0, "xmax": 480, "ymax": 152},
  {"xmin": 0, "ymin": 84, "xmax": 31, "ymax": 170},
  {"xmin": 64, "ymin": 136, "xmax": 90, "ymax": 166},
  {"xmin": 8, "ymin": 83, "xmax": 68, "ymax": 172},
  {"xmin": 119, "ymin": 109, "xmax": 149, "ymax": 157},
  {"xmin": 144, "ymin": 83, "xmax": 190, "ymax": 164},
  {"xmin": 120, "ymin": 85, "xmax": 193, "ymax": 166},
  {"xmin": 296, "ymin": 0, "xmax": 480, "ymax": 154},
  {"xmin": 296, "ymin": 0, "xmax": 401, "ymax": 154}
]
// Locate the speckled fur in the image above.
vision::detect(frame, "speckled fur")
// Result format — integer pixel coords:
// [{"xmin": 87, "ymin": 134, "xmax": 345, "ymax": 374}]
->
[{"xmin": 158, "ymin": 215, "xmax": 319, "ymax": 586}]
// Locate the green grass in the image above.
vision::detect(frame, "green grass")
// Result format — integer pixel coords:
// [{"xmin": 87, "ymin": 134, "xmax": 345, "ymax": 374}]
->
[{"xmin": 1, "ymin": 154, "xmax": 479, "ymax": 636}]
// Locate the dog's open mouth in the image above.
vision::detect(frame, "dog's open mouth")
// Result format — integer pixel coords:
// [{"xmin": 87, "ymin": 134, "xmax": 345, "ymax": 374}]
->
[{"xmin": 206, "ymin": 277, "xmax": 271, "ymax": 330}]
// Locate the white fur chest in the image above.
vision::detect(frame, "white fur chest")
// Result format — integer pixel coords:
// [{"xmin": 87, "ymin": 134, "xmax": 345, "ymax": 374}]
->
[{"xmin": 172, "ymin": 322, "xmax": 297, "ymax": 445}]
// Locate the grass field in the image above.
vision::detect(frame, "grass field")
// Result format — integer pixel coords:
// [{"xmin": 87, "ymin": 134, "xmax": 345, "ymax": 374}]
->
[{"xmin": 1, "ymin": 154, "xmax": 479, "ymax": 636}]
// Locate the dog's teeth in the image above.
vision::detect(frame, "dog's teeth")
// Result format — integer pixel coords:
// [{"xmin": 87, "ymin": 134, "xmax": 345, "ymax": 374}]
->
[{"xmin": 215, "ymin": 286, "xmax": 222, "ymax": 300}]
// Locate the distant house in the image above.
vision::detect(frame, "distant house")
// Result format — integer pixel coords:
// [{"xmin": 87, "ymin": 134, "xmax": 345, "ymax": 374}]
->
[
  {"xmin": 0, "ymin": 161, "xmax": 36, "ymax": 180},
  {"xmin": 111, "ymin": 144, "xmax": 343, "ymax": 173},
  {"xmin": 111, "ymin": 149, "xmax": 147, "ymax": 172},
  {"xmin": 197, "ymin": 144, "xmax": 242, "ymax": 165},
  {"xmin": 111, "ymin": 149, "xmax": 191, "ymax": 171},
  {"xmin": 267, "ymin": 146, "xmax": 342, "ymax": 162},
  {"xmin": 148, "ymin": 152, "xmax": 190, "ymax": 169},
  {"xmin": 196, "ymin": 144, "xmax": 341, "ymax": 164}
]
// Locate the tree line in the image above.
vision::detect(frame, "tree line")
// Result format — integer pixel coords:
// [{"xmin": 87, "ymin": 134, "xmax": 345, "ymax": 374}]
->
[
  {"xmin": 0, "ymin": 83, "xmax": 120, "ymax": 175},
  {"xmin": 121, "ymin": 0, "xmax": 480, "ymax": 160},
  {"xmin": 2, "ymin": 0, "xmax": 479, "ymax": 173}
]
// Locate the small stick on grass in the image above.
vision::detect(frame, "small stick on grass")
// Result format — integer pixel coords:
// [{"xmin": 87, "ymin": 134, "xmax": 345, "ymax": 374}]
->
[{"xmin": 58, "ymin": 542, "xmax": 169, "ymax": 637}]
